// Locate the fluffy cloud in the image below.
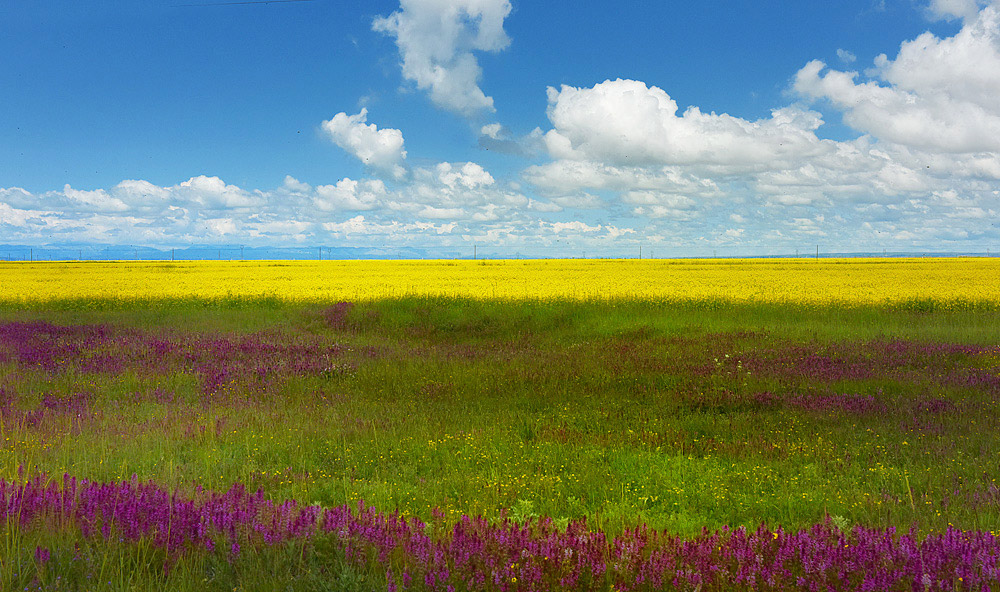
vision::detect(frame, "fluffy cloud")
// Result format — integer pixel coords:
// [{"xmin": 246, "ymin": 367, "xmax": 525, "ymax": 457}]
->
[
  {"xmin": 417, "ymin": 205, "xmax": 467, "ymax": 219},
  {"xmin": 61, "ymin": 185, "xmax": 129, "ymax": 212},
  {"xmin": 836, "ymin": 48, "xmax": 857, "ymax": 63},
  {"xmin": 9, "ymin": 5, "xmax": 1000, "ymax": 255},
  {"xmin": 513, "ymin": 5, "xmax": 1000, "ymax": 251},
  {"xmin": 0, "ymin": 160, "xmax": 552, "ymax": 246},
  {"xmin": 622, "ymin": 191, "xmax": 697, "ymax": 220},
  {"xmin": 927, "ymin": 0, "xmax": 983, "ymax": 21},
  {"xmin": 174, "ymin": 176, "xmax": 261, "ymax": 209},
  {"xmin": 0, "ymin": 198, "xmax": 43, "ymax": 227},
  {"xmin": 321, "ymin": 109, "xmax": 407, "ymax": 178},
  {"xmin": 435, "ymin": 161, "xmax": 494, "ymax": 188},
  {"xmin": 478, "ymin": 125, "xmax": 543, "ymax": 156},
  {"xmin": 321, "ymin": 215, "xmax": 457, "ymax": 238},
  {"xmin": 9, "ymin": 169, "xmax": 992, "ymax": 253},
  {"xmin": 373, "ymin": 0, "xmax": 512, "ymax": 117},
  {"xmin": 480, "ymin": 123, "xmax": 502, "ymax": 139},
  {"xmin": 524, "ymin": 160, "xmax": 725, "ymax": 197},
  {"xmin": 313, "ymin": 178, "xmax": 387, "ymax": 211},
  {"xmin": 542, "ymin": 79, "xmax": 832, "ymax": 169},
  {"xmin": 395, "ymin": 161, "xmax": 525, "ymax": 217},
  {"xmin": 548, "ymin": 220, "xmax": 602, "ymax": 234},
  {"xmin": 794, "ymin": 6, "xmax": 1000, "ymax": 153}
]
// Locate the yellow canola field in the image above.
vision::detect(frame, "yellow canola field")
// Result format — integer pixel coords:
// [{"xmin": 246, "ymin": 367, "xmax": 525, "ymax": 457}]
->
[{"xmin": 0, "ymin": 258, "xmax": 997, "ymax": 306}]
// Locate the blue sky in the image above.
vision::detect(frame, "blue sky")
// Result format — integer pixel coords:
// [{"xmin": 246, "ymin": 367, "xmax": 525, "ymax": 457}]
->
[{"xmin": 2, "ymin": 0, "xmax": 998, "ymax": 256}]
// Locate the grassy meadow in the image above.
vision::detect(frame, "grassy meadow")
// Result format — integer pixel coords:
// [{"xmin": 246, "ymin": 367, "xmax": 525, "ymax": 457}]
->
[{"xmin": 0, "ymin": 259, "xmax": 998, "ymax": 590}]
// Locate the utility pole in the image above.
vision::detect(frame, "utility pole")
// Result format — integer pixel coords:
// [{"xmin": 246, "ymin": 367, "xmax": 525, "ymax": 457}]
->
[
  {"xmin": 816, "ymin": 245, "xmax": 819, "ymax": 260},
  {"xmin": 318, "ymin": 247, "xmax": 322, "ymax": 260},
  {"xmin": 29, "ymin": 249, "xmax": 32, "ymax": 262},
  {"xmin": 171, "ymin": 249, "xmax": 175, "ymax": 262},
  {"xmin": 639, "ymin": 245, "xmax": 642, "ymax": 259},
  {"xmin": 241, "ymin": 246, "xmax": 245, "ymax": 261},
  {"xmin": 474, "ymin": 244, "xmax": 477, "ymax": 260}
]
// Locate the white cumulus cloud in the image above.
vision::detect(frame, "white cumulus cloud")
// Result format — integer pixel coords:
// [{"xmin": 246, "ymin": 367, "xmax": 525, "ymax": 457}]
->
[
  {"xmin": 794, "ymin": 6, "xmax": 1000, "ymax": 153},
  {"xmin": 435, "ymin": 161, "xmax": 494, "ymax": 188},
  {"xmin": 480, "ymin": 123, "xmax": 502, "ymax": 139},
  {"xmin": 314, "ymin": 178, "xmax": 387, "ymax": 211},
  {"xmin": 321, "ymin": 108, "xmax": 407, "ymax": 178},
  {"xmin": 62, "ymin": 185, "xmax": 129, "ymax": 212},
  {"xmin": 542, "ymin": 79, "xmax": 831, "ymax": 169},
  {"xmin": 515, "ymin": 6, "xmax": 1000, "ymax": 253},
  {"xmin": 373, "ymin": 0, "xmax": 512, "ymax": 117}
]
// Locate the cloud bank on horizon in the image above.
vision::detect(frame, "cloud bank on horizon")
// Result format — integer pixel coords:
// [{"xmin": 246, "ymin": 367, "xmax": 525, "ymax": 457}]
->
[{"xmin": 2, "ymin": 0, "xmax": 999, "ymax": 254}]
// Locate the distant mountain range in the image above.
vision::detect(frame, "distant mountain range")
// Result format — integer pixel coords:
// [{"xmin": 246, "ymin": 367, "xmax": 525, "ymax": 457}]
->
[{"xmin": 0, "ymin": 244, "xmax": 995, "ymax": 261}]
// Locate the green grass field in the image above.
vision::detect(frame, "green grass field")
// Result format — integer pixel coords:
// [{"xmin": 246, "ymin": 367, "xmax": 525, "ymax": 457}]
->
[{"xmin": 0, "ymin": 297, "xmax": 998, "ymax": 589}]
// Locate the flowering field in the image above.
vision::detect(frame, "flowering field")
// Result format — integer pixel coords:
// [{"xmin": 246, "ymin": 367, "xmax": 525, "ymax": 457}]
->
[
  {"xmin": 1, "ymin": 257, "xmax": 999, "ymax": 306},
  {"xmin": 0, "ymin": 259, "xmax": 999, "ymax": 590}
]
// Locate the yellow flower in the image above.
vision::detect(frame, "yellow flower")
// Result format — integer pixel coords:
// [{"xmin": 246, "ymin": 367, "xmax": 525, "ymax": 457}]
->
[{"xmin": 1, "ymin": 258, "xmax": 997, "ymax": 305}]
